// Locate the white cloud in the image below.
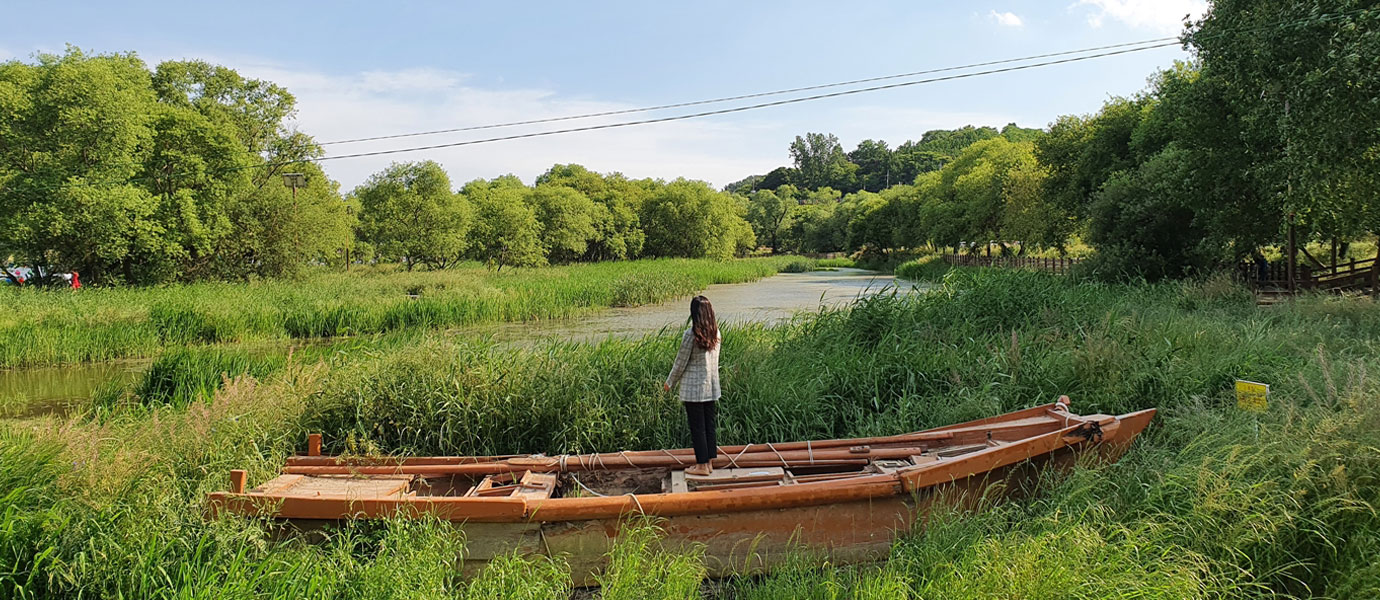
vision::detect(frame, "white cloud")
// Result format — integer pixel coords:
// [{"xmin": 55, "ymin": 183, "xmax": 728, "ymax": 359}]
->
[
  {"xmin": 226, "ymin": 59, "xmax": 1041, "ymax": 191},
  {"xmin": 38, "ymin": 49, "xmax": 1054, "ymax": 192},
  {"xmin": 1075, "ymin": 0, "xmax": 1206, "ymax": 34},
  {"xmin": 180, "ymin": 56, "xmax": 786, "ymax": 191},
  {"xmin": 989, "ymin": 10, "xmax": 1024, "ymax": 28}
]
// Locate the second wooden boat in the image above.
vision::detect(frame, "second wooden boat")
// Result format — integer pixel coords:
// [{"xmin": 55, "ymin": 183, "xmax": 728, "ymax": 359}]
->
[{"xmin": 207, "ymin": 399, "xmax": 1155, "ymax": 585}]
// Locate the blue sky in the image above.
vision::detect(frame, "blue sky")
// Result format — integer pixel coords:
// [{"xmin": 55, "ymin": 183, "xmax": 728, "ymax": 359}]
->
[{"xmin": 1, "ymin": 1, "xmax": 1205, "ymax": 190}]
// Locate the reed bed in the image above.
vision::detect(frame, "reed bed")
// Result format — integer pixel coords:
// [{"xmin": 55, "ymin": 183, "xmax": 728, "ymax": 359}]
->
[
  {"xmin": 2, "ymin": 268, "xmax": 1379, "ymax": 598},
  {"xmin": 0, "ymin": 257, "xmax": 800, "ymax": 368}
]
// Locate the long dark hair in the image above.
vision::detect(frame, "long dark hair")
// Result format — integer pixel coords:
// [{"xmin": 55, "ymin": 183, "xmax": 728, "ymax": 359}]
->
[{"xmin": 690, "ymin": 295, "xmax": 719, "ymax": 350}]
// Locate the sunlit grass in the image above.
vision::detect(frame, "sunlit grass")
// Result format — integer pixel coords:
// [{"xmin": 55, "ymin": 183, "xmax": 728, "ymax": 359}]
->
[
  {"xmin": 0, "ymin": 257, "xmax": 802, "ymax": 368},
  {"xmin": 3, "ymin": 267, "xmax": 1379, "ymax": 598}
]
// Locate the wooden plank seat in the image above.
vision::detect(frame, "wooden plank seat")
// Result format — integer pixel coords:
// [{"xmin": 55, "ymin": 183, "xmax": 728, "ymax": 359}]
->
[
  {"xmin": 686, "ymin": 467, "xmax": 785, "ymax": 491},
  {"xmin": 251, "ymin": 474, "xmax": 414, "ymax": 499},
  {"xmin": 512, "ymin": 472, "xmax": 558, "ymax": 499},
  {"xmin": 869, "ymin": 459, "xmax": 912, "ymax": 474},
  {"xmin": 466, "ymin": 471, "xmax": 559, "ymax": 499},
  {"xmin": 934, "ymin": 444, "xmax": 990, "ymax": 458},
  {"xmin": 910, "ymin": 454, "xmax": 941, "ymax": 466}
]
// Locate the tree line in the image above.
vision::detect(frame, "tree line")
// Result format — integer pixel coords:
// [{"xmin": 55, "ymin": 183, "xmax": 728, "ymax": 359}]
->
[
  {"xmin": 738, "ymin": 0, "xmax": 1379, "ymax": 280},
  {"xmin": 3, "ymin": 0, "xmax": 1374, "ymax": 285},
  {"xmin": 353, "ymin": 162, "xmax": 754, "ymax": 271},
  {"xmin": 0, "ymin": 49, "xmax": 351, "ymax": 285},
  {"xmin": 725, "ymin": 124, "xmax": 1041, "ymax": 195},
  {"xmin": 0, "ymin": 50, "xmax": 755, "ymax": 285}
]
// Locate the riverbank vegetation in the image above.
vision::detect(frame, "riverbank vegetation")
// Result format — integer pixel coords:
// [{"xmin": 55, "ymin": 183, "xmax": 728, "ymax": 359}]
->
[
  {"xmin": 3, "ymin": 0, "xmax": 1379, "ymax": 597},
  {"xmin": 732, "ymin": 1, "xmax": 1379, "ymax": 280},
  {"xmin": 3, "ymin": 267, "xmax": 1378, "ymax": 598},
  {"xmin": 0, "ymin": 257, "xmax": 802, "ymax": 368},
  {"xmin": 8, "ymin": 3, "xmax": 1375, "ymax": 290}
]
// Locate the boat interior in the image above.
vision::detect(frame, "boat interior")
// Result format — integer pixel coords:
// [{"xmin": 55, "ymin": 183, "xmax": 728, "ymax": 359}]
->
[
  {"xmin": 250, "ymin": 429, "xmax": 1044, "ymax": 501},
  {"xmin": 226, "ymin": 405, "xmax": 1119, "ymax": 504}
]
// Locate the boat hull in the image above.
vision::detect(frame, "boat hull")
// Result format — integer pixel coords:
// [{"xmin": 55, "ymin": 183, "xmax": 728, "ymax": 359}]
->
[{"xmin": 208, "ymin": 404, "xmax": 1156, "ymax": 585}]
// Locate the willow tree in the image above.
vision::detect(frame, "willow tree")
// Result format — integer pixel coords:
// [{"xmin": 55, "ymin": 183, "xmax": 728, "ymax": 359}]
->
[
  {"xmin": 354, "ymin": 161, "xmax": 471, "ymax": 270},
  {"xmin": 1188, "ymin": 0, "xmax": 1380, "ymax": 255},
  {"xmin": 0, "ymin": 49, "xmax": 351, "ymax": 284}
]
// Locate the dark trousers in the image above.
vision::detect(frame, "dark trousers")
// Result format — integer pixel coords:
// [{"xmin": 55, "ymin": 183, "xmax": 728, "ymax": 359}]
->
[{"xmin": 683, "ymin": 401, "xmax": 718, "ymax": 465}]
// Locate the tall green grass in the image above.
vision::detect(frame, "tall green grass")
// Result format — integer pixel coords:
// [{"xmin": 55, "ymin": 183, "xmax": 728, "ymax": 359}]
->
[
  {"xmin": 0, "ymin": 257, "xmax": 802, "ymax": 368},
  {"xmin": 3, "ymin": 269, "xmax": 1379, "ymax": 598}
]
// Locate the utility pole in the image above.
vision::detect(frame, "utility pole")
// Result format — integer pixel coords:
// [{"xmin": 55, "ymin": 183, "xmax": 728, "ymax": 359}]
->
[
  {"xmin": 282, "ymin": 173, "xmax": 306, "ymax": 198},
  {"xmin": 282, "ymin": 173, "xmax": 306, "ymax": 267},
  {"xmin": 1287, "ymin": 215, "xmax": 1296, "ymax": 293}
]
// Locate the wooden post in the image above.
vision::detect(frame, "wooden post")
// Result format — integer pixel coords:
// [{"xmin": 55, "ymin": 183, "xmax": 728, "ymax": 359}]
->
[
  {"xmin": 230, "ymin": 469, "xmax": 247, "ymax": 494},
  {"xmin": 308, "ymin": 433, "xmax": 322, "ymax": 457},
  {"xmin": 1287, "ymin": 221, "xmax": 1297, "ymax": 293},
  {"xmin": 1371, "ymin": 236, "xmax": 1379, "ymax": 299}
]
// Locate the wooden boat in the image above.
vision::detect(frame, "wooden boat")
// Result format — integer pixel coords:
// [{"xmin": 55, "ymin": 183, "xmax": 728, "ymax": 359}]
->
[{"xmin": 207, "ymin": 399, "xmax": 1154, "ymax": 585}]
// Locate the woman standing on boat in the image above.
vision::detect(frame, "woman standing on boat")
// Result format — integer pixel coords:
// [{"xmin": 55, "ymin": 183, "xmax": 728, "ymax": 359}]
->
[{"xmin": 664, "ymin": 295, "xmax": 721, "ymax": 476}]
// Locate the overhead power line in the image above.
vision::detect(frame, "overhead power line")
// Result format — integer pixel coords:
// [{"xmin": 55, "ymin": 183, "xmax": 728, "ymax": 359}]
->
[
  {"xmin": 15, "ymin": 8, "xmax": 1373, "ymax": 194},
  {"xmin": 309, "ymin": 41, "xmax": 1180, "ymax": 164},
  {"xmin": 42, "ymin": 40, "xmax": 1182, "ymax": 192},
  {"xmin": 315, "ymin": 8, "xmax": 1369, "ymax": 149},
  {"xmin": 318, "ymin": 37, "xmax": 1179, "ymax": 146}
]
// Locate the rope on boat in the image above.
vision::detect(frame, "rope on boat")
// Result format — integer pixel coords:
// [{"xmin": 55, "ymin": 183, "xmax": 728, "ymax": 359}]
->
[
  {"xmin": 660, "ymin": 449, "xmax": 687, "ymax": 465},
  {"xmin": 726, "ymin": 444, "xmax": 751, "ymax": 468},
  {"xmin": 568, "ymin": 473, "xmax": 607, "ymax": 497},
  {"xmin": 765, "ymin": 442, "xmax": 788, "ymax": 466},
  {"xmin": 807, "ymin": 440, "xmax": 814, "ymax": 465},
  {"xmin": 626, "ymin": 493, "xmax": 646, "ymax": 515}
]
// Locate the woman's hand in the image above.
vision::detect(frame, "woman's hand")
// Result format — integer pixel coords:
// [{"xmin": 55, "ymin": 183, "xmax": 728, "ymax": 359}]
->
[{"xmin": 663, "ymin": 383, "xmax": 671, "ymax": 392}]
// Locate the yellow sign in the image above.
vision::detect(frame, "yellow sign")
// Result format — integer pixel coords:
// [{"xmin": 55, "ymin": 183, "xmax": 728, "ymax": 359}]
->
[{"xmin": 1235, "ymin": 380, "xmax": 1269, "ymax": 412}]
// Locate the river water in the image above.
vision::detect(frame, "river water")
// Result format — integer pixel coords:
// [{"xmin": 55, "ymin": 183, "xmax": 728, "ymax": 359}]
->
[
  {"xmin": 465, "ymin": 267, "xmax": 917, "ymax": 343},
  {"xmin": 0, "ymin": 360, "xmax": 145, "ymax": 418},
  {"xmin": 0, "ymin": 268, "xmax": 921, "ymax": 415}
]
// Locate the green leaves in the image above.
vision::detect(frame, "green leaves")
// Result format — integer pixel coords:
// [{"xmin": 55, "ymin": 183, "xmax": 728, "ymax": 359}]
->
[
  {"xmin": 639, "ymin": 179, "xmax": 754, "ymax": 260},
  {"xmin": 0, "ymin": 49, "xmax": 351, "ymax": 284},
  {"xmin": 356, "ymin": 161, "xmax": 472, "ymax": 271}
]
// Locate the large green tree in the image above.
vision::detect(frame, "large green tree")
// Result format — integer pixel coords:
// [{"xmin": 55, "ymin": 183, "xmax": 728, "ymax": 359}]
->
[
  {"xmin": 640, "ymin": 179, "xmax": 754, "ymax": 259},
  {"xmin": 354, "ymin": 161, "xmax": 471, "ymax": 270},
  {"xmin": 536, "ymin": 164, "xmax": 647, "ymax": 260},
  {"xmin": 1035, "ymin": 97, "xmax": 1150, "ymax": 224},
  {"xmin": 746, "ymin": 189, "xmax": 793, "ymax": 253},
  {"xmin": 527, "ymin": 183, "xmax": 598, "ymax": 263},
  {"xmin": 1188, "ymin": 0, "xmax": 1380, "ymax": 248},
  {"xmin": 0, "ymin": 49, "xmax": 351, "ymax": 284},
  {"xmin": 462, "ymin": 176, "xmax": 545, "ymax": 271},
  {"xmin": 847, "ymin": 139, "xmax": 893, "ymax": 192},
  {"xmin": 789, "ymin": 133, "xmax": 859, "ymax": 191}
]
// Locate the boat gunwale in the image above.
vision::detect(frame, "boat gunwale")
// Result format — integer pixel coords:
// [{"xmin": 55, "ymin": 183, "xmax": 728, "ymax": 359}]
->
[
  {"xmin": 281, "ymin": 403, "xmax": 1076, "ymax": 470},
  {"xmin": 206, "ymin": 405, "xmax": 1163, "ymax": 523}
]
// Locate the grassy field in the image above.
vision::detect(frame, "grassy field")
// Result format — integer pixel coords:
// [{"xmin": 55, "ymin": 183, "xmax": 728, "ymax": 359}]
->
[
  {"xmin": 3, "ymin": 266, "xmax": 1378, "ymax": 598},
  {"xmin": 0, "ymin": 257, "xmax": 805, "ymax": 368}
]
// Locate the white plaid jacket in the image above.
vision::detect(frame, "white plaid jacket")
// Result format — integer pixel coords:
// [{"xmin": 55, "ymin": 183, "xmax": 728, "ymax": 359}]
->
[{"xmin": 665, "ymin": 328, "xmax": 721, "ymax": 402}]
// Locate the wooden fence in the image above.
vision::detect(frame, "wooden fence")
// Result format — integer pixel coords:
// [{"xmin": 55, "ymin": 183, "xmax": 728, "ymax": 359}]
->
[
  {"xmin": 1239, "ymin": 257, "xmax": 1378, "ymax": 293},
  {"xmin": 942, "ymin": 254, "xmax": 1082, "ymax": 274}
]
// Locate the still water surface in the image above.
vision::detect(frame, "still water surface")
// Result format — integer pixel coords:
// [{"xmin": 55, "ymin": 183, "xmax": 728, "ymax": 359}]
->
[{"xmin": 465, "ymin": 267, "xmax": 919, "ymax": 343}]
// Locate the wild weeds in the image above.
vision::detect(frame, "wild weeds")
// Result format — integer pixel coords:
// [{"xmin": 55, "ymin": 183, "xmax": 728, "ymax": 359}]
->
[
  {"xmin": 4, "ymin": 268, "xmax": 1380, "ymax": 598},
  {"xmin": 0, "ymin": 257, "xmax": 801, "ymax": 368},
  {"xmin": 596, "ymin": 519, "xmax": 705, "ymax": 600}
]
